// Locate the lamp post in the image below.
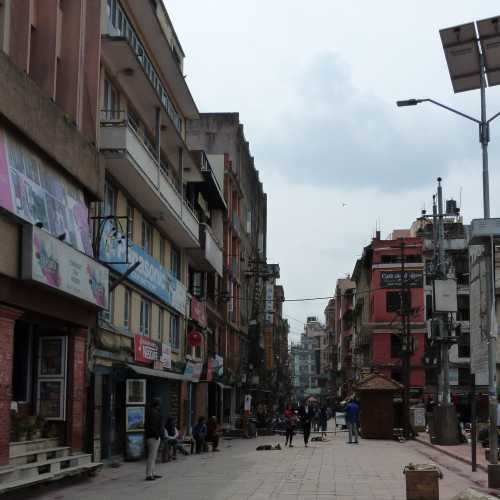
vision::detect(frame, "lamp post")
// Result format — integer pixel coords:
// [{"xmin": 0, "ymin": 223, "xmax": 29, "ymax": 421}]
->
[{"xmin": 397, "ymin": 15, "xmax": 500, "ymax": 487}]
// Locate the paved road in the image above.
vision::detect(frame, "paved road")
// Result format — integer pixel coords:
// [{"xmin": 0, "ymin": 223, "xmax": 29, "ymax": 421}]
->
[{"xmin": 9, "ymin": 432, "xmax": 488, "ymax": 500}]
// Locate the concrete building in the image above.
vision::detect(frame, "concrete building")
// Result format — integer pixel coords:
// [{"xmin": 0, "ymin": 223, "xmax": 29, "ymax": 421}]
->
[
  {"xmin": 350, "ymin": 233, "xmax": 426, "ymax": 401},
  {"xmin": 90, "ymin": 0, "xmax": 229, "ymax": 461},
  {"xmin": 0, "ymin": 0, "xmax": 105, "ymax": 488},
  {"xmin": 324, "ymin": 298, "xmax": 337, "ymax": 403},
  {"xmin": 187, "ymin": 113, "xmax": 268, "ymax": 421}
]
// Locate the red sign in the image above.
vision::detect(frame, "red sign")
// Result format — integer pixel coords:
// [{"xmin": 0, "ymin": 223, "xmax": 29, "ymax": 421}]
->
[
  {"xmin": 134, "ymin": 335, "xmax": 161, "ymax": 364},
  {"xmin": 190, "ymin": 297, "xmax": 207, "ymax": 327},
  {"xmin": 188, "ymin": 330, "xmax": 203, "ymax": 347}
]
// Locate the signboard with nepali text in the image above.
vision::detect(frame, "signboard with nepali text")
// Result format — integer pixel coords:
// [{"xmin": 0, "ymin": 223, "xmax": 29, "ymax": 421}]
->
[
  {"xmin": 22, "ymin": 225, "xmax": 108, "ymax": 308},
  {"xmin": 134, "ymin": 335, "xmax": 172, "ymax": 370}
]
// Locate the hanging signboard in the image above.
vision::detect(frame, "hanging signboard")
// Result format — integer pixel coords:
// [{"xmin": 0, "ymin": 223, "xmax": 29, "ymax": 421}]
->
[
  {"xmin": 265, "ymin": 283, "xmax": 274, "ymax": 325},
  {"xmin": 184, "ymin": 361, "xmax": 203, "ymax": 382},
  {"xmin": 190, "ymin": 296, "xmax": 207, "ymax": 327},
  {"xmin": 380, "ymin": 271, "xmax": 423, "ymax": 289},
  {"xmin": 0, "ymin": 128, "xmax": 93, "ymax": 255},
  {"xmin": 161, "ymin": 343, "xmax": 172, "ymax": 370},
  {"xmin": 134, "ymin": 335, "xmax": 161, "ymax": 364},
  {"xmin": 100, "ymin": 220, "xmax": 186, "ymax": 314},
  {"xmin": 22, "ymin": 225, "xmax": 108, "ymax": 308}
]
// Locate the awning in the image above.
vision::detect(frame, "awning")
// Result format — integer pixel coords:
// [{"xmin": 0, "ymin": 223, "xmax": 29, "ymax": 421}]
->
[{"xmin": 127, "ymin": 364, "xmax": 188, "ymax": 381}]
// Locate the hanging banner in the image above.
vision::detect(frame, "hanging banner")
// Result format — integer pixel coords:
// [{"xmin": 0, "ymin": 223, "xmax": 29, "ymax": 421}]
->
[
  {"xmin": 100, "ymin": 220, "xmax": 187, "ymax": 314},
  {"xmin": 190, "ymin": 296, "xmax": 207, "ymax": 327},
  {"xmin": 0, "ymin": 128, "xmax": 93, "ymax": 255},
  {"xmin": 22, "ymin": 225, "xmax": 108, "ymax": 308},
  {"xmin": 161, "ymin": 343, "xmax": 172, "ymax": 370},
  {"xmin": 265, "ymin": 283, "xmax": 274, "ymax": 325}
]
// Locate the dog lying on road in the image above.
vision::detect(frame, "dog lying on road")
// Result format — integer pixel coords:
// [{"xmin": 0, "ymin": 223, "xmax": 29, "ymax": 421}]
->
[{"xmin": 256, "ymin": 443, "xmax": 282, "ymax": 451}]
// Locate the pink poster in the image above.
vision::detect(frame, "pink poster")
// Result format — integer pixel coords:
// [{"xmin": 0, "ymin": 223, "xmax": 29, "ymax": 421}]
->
[{"xmin": 0, "ymin": 130, "xmax": 14, "ymax": 213}]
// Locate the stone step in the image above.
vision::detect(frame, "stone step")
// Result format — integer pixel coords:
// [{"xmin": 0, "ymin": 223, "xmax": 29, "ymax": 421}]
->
[
  {"xmin": 9, "ymin": 447, "xmax": 71, "ymax": 466},
  {"xmin": 0, "ymin": 454, "xmax": 92, "ymax": 483},
  {"xmin": 0, "ymin": 462, "xmax": 102, "ymax": 495},
  {"xmin": 10, "ymin": 438, "xmax": 60, "ymax": 457}
]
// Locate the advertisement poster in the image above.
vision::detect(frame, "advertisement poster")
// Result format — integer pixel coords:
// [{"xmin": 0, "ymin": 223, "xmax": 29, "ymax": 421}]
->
[
  {"xmin": 0, "ymin": 128, "xmax": 93, "ymax": 255},
  {"xmin": 22, "ymin": 225, "xmax": 108, "ymax": 308},
  {"xmin": 184, "ymin": 361, "xmax": 203, "ymax": 382},
  {"xmin": 100, "ymin": 220, "xmax": 186, "ymax": 314},
  {"xmin": 126, "ymin": 433, "xmax": 145, "ymax": 460},
  {"xmin": 126, "ymin": 406, "xmax": 146, "ymax": 431},
  {"xmin": 161, "ymin": 343, "xmax": 172, "ymax": 369}
]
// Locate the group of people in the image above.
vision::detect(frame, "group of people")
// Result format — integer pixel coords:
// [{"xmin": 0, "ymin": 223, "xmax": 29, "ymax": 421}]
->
[
  {"xmin": 282, "ymin": 398, "xmax": 361, "ymax": 448},
  {"xmin": 144, "ymin": 399, "xmax": 222, "ymax": 481}
]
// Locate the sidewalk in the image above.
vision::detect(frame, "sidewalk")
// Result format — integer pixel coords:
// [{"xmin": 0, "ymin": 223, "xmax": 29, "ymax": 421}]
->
[
  {"xmin": 415, "ymin": 431, "xmax": 489, "ymax": 472},
  {"xmin": 6, "ymin": 432, "xmax": 489, "ymax": 500}
]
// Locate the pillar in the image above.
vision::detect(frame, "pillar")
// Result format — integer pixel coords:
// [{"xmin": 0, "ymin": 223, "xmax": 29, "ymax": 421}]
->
[
  {"xmin": 0, "ymin": 305, "xmax": 23, "ymax": 465},
  {"xmin": 66, "ymin": 327, "xmax": 88, "ymax": 452}
]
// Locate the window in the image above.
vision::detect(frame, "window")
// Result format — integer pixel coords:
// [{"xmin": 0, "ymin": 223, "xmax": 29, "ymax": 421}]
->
[
  {"xmin": 140, "ymin": 298, "xmax": 151, "ymax": 336},
  {"xmin": 458, "ymin": 343, "xmax": 470, "ymax": 358},
  {"xmin": 124, "ymin": 288, "xmax": 132, "ymax": 330},
  {"xmin": 189, "ymin": 268, "xmax": 204, "ymax": 298},
  {"xmin": 425, "ymin": 294, "xmax": 433, "ymax": 320},
  {"xmin": 391, "ymin": 334, "xmax": 402, "ymax": 358},
  {"xmin": 457, "ymin": 294, "xmax": 470, "ymax": 321},
  {"xmin": 127, "ymin": 109, "xmax": 139, "ymax": 132},
  {"xmin": 171, "ymin": 246, "xmax": 181, "ymax": 280},
  {"xmin": 386, "ymin": 291, "xmax": 410, "ymax": 313},
  {"xmin": 425, "ymin": 260, "xmax": 433, "ymax": 286},
  {"xmin": 126, "ymin": 203, "xmax": 134, "ymax": 242},
  {"xmin": 103, "ymin": 77, "xmax": 119, "ymax": 120},
  {"xmin": 102, "ymin": 289, "xmax": 114, "ymax": 323},
  {"xmin": 381, "ymin": 255, "xmax": 399, "ymax": 264},
  {"xmin": 171, "ymin": 314, "xmax": 180, "ymax": 351},
  {"xmin": 159, "ymin": 308, "xmax": 165, "ymax": 342},
  {"xmin": 103, "ymin": 181, "xmax": 117, "ymax": 217},
  {"xmin": 12, "ymin": 324, "xmax": 33, "ymax": 403},
  {"xmin": 159, "ymin": 237, "xmax": 165, "ymax": 266},
  {"xmin": 141, "ymin": 219, "xmax": 152, "ymax": 255}
]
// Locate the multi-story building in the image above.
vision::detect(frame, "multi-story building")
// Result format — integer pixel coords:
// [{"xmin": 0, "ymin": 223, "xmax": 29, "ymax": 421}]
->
[
  {"xmin": 410, "ymin": 206, "xmax": 471, "ymax": 416},
  {"xmin": 324, "ymin": 298, "xmax": 337, "ymax": 403},
  {"xmin": 91, "ymin": 0, "xmax": 226, "ymax": 461},
  {"xmin": 0, "ymin": 0, "xmax": 105, "ymax": 485},
  {"xmin": 335, "ymin": 278, "xmax": 356, "ymax": 398},
  {"xmin": 187, "ymin": 113, "xmax": 268, "ymax": 421},
  {"xmin": 350, "ymin": 232, "xmax": 426, "ymax": 400}
]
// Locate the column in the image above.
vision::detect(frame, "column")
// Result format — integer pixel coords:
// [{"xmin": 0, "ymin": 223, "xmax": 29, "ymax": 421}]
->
[
  {"xmin": 0, "ymin": 305, "xmax": 23, "ymax": 465},
  {"xmin": 66, "ymin": 327, "xmax": 88, "ymax": 452}
]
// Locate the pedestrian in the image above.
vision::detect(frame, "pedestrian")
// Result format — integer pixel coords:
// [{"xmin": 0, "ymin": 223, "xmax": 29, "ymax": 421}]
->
[
  {"xmin": 284, "ymin": 404, "xmax": 297, "ymax": 447},
  {"xmin": 320, "ymin": 405, "xmax": 328, "ymax": 438},
  {"xmin": 145, "ymin": 398, "xmax": 163, "ymax": 480},
  {"xmin": 163, "ymin": 417, "xmax": 179, "ymax": 461},
  {"xmin": 193, "ymin": 416, "xmax": 208, "ymax": 453},
  {"xmin": 207, "ymin": 416, "xmax": 221, "ymax": 452},
  {"xmin": 299, "ymin": 402, "xmax": 312, "ymax": 447},
  {"xmin": 345, "ymin": 398, "xmax": 360, "ymax": 444}
]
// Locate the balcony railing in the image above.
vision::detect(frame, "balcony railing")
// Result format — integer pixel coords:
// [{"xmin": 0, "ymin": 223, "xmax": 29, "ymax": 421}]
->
[{"xmin": 105, "ymin": 0, "xmax": 182, "ymax": 132}]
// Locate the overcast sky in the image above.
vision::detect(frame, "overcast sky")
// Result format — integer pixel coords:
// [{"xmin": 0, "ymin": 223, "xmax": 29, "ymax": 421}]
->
[{"xmin": 166, "ymin": 1, "xmax": 500, "ymax": 342}]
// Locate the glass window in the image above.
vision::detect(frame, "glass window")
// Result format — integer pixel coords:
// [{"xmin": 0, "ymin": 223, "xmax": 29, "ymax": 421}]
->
[
  {"xmin": 103, "ymin": 181, "xmax": 116, "ymax": 217},
  {"xmin": 124, "ymin": 288, "xmax": 132, "ymax": 330},
  {"xmin": 103, "ymin": 78, "xmax": 119, "ymax": 120},
  {"xmin": 101, "ymin": 288, "xmax": 114, "ymax": 323},
  {"xmin": 171, "ymin": 246, "xmax": 181, "ymax": 280},
  {"xmin": 140, "ymin": 298, "xmax": 151, "ymax": 336},
  {"xmin": 171, "ymin": 314, "xmax": 180, "ymax": 351},
  {"xmin": 141, "ymin": 219, "xmax": 152, "ymax": 255}
]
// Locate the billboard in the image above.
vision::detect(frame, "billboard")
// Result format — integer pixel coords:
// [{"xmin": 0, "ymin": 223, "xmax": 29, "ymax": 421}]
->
[
  {"xmin": 0, "ymin": 128, "xmax": 93, "ymax": 256},
  {"xmin": 380, "ymin": 271, "xmax": 423, "ymax": 288}
]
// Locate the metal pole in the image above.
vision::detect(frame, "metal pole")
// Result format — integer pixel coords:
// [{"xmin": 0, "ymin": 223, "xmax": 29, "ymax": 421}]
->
[
  {"xmin": 400, "ymin": 240, "xmax": 410, "ymax": 439},
  {"xmin": 472, "ymin": 373, "xmax": 477, "ymax": 472}
]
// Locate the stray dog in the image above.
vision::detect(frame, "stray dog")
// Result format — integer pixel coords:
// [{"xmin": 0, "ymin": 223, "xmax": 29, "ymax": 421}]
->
[
  {"xmin": 256, "ymin": 443, "xmax": 282, "ymax": 451},
  {"xmin": 311, "ymin": 436, "xmax": 325, "ymax": 442}
]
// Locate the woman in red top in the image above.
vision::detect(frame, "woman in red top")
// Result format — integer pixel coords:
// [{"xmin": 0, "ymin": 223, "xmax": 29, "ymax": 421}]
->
[{"xmin": 284, "ymin": 405, "xmax": 297, "ymax": 447}]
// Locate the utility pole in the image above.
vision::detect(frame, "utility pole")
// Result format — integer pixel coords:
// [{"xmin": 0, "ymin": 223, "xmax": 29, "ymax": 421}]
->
[{"xmin": 400, "ymin": 239, "xmax": 411, "ymax": 439}]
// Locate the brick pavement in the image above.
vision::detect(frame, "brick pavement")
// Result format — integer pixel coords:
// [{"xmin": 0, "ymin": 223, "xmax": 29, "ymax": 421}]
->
[{"xmin": 6, "ymin": 432, "xmax": 493, "ymax": 500}]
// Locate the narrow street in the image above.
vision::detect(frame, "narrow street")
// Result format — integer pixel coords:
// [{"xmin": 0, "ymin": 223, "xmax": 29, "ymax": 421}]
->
[{"xmin": 9, "ymin": 432, "xmax": 486, "ymax": 500}]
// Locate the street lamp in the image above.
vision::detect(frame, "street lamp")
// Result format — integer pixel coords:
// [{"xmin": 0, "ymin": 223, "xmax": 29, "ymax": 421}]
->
[{"xmin": 397, "ymin": 15, "xmax": 500, "ymax": 487}]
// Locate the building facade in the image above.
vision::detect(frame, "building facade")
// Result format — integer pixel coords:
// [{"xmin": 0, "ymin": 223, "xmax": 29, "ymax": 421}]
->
[{"xmin": 0, "ymin": 0, "xmax": 105, "ymax": 477}]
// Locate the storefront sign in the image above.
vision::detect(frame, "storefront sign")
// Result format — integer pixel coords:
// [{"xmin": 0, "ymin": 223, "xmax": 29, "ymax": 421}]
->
[
  {"xmin": 184, "ymin": 361, "xmax": 203, "ymax": 382},
  {"xmin": 188, "ymin": 330, "xmax": 203, "ymax": 347},
  {"xmin": 213, "ymin": 354, "xmax": 224, "ymax": 377},
  {"xmin": 22, "ymin": 225, "xmax": 109, "ymax": 308},
  {"xmin": 99, "ymin": 220, "xmax": 186, "ymax": 314},
  {"xmin": 190, "ymin": 296, "xmax": 207, "ymax": 327},
  {"xmin": 161, "ymin": 343, "xmax": 172, "ymax": 370},
  {"xmin": 134, "ymin": 335, "xmax": 161, "ymax": 364},
  {"xmin": 0, "ymin": 128, "xmax": 93, "ymax": 255},
  {"xmin": 380, "ymin": 271, "xmax": 423, "ymax": 289}
]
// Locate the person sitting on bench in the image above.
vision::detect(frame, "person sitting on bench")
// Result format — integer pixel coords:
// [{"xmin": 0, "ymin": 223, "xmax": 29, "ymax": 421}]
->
[
  {"xmin": 207, "ymin": 416, "xmax": 221, "ymax": 452},
  {"xmin": 163, "ymin": 417, "xmax": 179, "ymax": 461},
  {"xmin": 193, "ymin": 416, "xmax": 207, "ymax": 453}
]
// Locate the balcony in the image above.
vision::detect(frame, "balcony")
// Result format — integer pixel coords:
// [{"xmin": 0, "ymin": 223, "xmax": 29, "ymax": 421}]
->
[
  {"xmin": 187, "ymin": 223, "xmax": 223, "ymax": 277},
  {"xmin": 100, "ymin": 116, "xmax": 199, "ymax": 248}
]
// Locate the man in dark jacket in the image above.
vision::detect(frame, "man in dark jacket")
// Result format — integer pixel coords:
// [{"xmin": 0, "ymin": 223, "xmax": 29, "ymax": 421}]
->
[
  {"xmin": 145, "ymin": 398, "xmax": 163, "ymax": 480},
  {"xmin": 299, "ymin": 403, "xmax": 313, "ymax": 447},
  {"xmin": 345, "ymin": 399, "xmax": 360, "ymax": 444}
]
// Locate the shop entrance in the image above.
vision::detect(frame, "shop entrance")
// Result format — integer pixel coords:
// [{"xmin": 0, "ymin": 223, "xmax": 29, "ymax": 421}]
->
[{"xmin": 101, "ymin": 376, "xmax": 126, "ymax": 460}]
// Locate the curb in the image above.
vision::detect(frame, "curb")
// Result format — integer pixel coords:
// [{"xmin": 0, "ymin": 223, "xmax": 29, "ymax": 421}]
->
[{"xmin": 415, "ymin": 437, "xmax": 488, "ymax": 473}]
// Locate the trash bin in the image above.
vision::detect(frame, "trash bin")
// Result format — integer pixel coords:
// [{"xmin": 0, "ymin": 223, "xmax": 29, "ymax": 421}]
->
[{"xmin": 403, "ymin": 463, "xmax": 442, "ymax": 500}]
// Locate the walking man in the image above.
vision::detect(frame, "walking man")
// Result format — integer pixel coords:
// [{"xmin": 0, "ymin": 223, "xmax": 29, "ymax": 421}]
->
[
  {"xmin": 299, "ymin": 402, "xmax": 312, "ymax": 447},
  {"xmin": 145, "ymin": 398, "xmax": 163, "ymax": 480},
  {"xmin": 345, "ymin": 398, "xmax": 360, "ymax": 444}
]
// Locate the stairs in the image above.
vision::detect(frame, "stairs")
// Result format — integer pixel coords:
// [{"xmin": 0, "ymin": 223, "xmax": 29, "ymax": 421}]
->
[{"xmin": 0, "ymin": 439, "xmax": 102, "ymax": 494}]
